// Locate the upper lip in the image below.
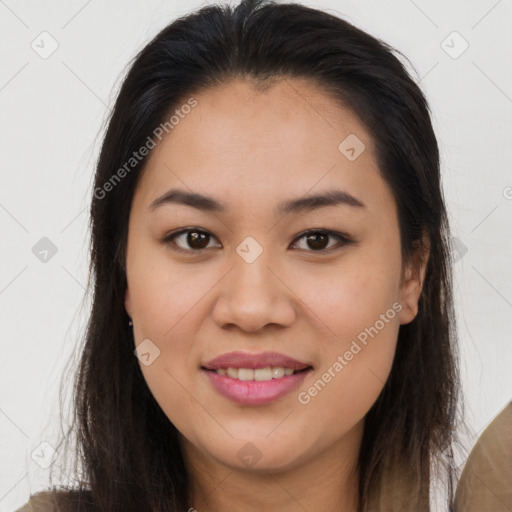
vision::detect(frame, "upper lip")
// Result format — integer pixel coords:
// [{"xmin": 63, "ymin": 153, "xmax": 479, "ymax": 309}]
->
[{"xmin": 202, "ymin": 351, "xmax": 312, "ymax": 371}]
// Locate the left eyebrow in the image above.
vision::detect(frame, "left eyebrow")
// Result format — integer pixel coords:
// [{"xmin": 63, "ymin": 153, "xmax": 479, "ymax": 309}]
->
[{"xmin": 148, "ymin": 187, "xmax": 365, "ymax": 215}]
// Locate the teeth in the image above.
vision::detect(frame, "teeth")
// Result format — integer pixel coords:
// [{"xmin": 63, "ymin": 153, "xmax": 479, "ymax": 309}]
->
[{"xmin": 215, "ymin": 366, "xmax": 298, "ymax": 381}]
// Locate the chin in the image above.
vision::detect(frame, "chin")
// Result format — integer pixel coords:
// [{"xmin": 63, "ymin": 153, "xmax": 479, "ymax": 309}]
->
[{"xmin": 206, "ymin": 438, "xmax": 310, "ymax": 474}]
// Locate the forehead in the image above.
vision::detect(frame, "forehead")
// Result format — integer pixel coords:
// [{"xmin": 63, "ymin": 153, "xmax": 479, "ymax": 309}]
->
[
  {"xmin": 133, "ymin": 77, "xmax": 386, "ymax": 216},
  {"xmin": 166, "ymin": 76, "xmax": 374, "ymax": 156}
]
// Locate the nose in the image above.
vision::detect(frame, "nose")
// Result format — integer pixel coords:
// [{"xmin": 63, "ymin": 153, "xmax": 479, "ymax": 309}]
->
[{"xmin": 211, "ymin": 250, "xmax": 297, "ymax": 333}]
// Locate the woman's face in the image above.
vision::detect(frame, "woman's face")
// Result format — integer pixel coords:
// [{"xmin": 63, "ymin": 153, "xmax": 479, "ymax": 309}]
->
[{"xmin": 124, "ymin": 77, "xmax": 425, "ymax": 474}]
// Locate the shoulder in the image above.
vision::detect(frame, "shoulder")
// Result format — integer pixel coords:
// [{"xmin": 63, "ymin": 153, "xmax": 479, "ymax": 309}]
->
[
  {"xmin": 454, "ymin": 401, "xmax": 512, "ymax": 511},
  {"xmin": 15, "ymin": 491, "xmax": 56, "ymax": 512},
  {"xmin": 14, "ymin": 489, "xmax": 95, "ymax": 512}
]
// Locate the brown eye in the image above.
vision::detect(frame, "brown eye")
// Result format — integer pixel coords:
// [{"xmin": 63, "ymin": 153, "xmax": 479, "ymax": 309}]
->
[
  {"xmin": 163, "ymin": 229, "xmax": 220, "ymax": 252},
  {"xmin": 306, "ymin": 232, "xmax": 329, "ymax": 250},
  {"xmin": 291, "ymin": 230, "xmax": 352, "ymax": 252},
  {"xmin": 186, "ymin": 231, "xmax": 210, "ymax": 249}
]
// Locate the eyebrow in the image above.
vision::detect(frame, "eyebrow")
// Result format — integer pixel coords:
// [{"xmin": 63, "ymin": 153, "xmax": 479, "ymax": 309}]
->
[{"xmin": 149, "ymin": 187, "xmax": 365, "ymax": 215}]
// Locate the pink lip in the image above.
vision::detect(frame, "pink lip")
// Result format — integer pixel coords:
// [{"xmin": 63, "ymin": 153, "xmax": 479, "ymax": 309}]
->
[
  {"xmin": 202, "ymin": 351, "xmax": 311, "ymax": 371},
  {"xmin": 203, "ymin": 368, "xmax": 312, "ymax": 406}
]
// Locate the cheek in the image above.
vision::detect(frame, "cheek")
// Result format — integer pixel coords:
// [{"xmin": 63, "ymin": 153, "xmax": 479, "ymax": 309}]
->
[
  {"xmin": 128, "ymin": 246, "xmax": 208, "ymax": 336},
  {"xmin": 293, "ymin": 253, "xmax": 401, "ymax": 422},
  {"xmin": 298, "ymin": 288, "xmax": 400, "ymax": 433},
  {"xmin": 139, "ymin": 361, "xmax": 206, "ymax": 441},
  {"xmin": 298, "ymin": 251, "xmax": 402, "ymax": 342},
  {"xmin": 128, "ymin": 255, "xmax": 216, "ymax": 401},
  {"xmin": 131, "ymin": 270, "xmax": 209, "ymax": 434}
]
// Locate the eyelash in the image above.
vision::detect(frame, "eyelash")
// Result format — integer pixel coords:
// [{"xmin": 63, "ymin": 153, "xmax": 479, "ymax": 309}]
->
[{"xmin": 161, "ymin": 227, "xmax": 353, "ymax": 254}]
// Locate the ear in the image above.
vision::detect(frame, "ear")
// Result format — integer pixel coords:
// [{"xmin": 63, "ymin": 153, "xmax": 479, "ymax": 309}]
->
[{"xmin": 398, "ymin": 233, "xmax": 430, "ymax": 325}]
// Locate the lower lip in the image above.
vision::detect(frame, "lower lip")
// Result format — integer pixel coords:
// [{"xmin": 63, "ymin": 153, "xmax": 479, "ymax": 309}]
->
[{"xmin": 202, "ymin": 369, "xmax": 312, "ymax": 406}]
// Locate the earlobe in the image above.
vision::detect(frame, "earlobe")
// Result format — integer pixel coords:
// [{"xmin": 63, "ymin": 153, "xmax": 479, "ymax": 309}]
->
[
  {"xmin": 398, "ymin": 268, "xmax": 422, "ymax": 325},
  {"xmin": 399, "ymin": 236, "xmax": 430, "ymax": 325},
  {"xmin": 125, "ymin": 287, "xmax": 132, "ymax": 318}
]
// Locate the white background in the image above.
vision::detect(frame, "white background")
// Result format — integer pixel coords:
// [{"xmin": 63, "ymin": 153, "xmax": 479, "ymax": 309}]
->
[{"xmin": 1, "ymin": 0, "xmax": 511, "ymax": 510}]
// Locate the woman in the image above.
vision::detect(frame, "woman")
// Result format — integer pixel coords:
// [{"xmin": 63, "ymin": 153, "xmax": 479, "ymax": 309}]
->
[{"xmin": 16, "ymin": 0, "xmax": 462, "ymax": 510}]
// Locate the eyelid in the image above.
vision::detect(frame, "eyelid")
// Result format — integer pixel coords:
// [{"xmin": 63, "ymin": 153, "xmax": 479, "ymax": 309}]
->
[{"xmin": 161, "ymin": 227, "xmax": 354, "ymax": 253}]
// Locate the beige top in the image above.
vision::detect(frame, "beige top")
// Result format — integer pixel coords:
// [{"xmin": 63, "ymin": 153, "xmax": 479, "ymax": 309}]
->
[
  {"xmin": 14, "ymin": 402, "xmax": 512, "ymax": 512},
  {"xmin": 453, "ymin": 401, "xmax": 512, "ymax": 511},
  {"xmin": 14, "ymin": 491, "xmax": 55, "ymax": 512}
]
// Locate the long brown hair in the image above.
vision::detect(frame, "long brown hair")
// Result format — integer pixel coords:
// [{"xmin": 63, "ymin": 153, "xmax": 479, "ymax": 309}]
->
[{"xmin": 44, "ymin": 1, "xmax": 462, "ymax": 510}]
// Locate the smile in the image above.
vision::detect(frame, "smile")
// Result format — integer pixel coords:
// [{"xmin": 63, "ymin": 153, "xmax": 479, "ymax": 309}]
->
[
  {"xmin": 202, "ymin": 366, "xmax": 313, "ymax": 406},
  {"xmin": 210, "ymin": 366, "xmax": 308, "ymax": 381}
]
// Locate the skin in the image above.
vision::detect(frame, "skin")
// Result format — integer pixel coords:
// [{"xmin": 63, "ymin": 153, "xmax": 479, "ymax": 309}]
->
[{"xmin": 124, "ymin": 77, "xmax": 428, "ymax": 512}]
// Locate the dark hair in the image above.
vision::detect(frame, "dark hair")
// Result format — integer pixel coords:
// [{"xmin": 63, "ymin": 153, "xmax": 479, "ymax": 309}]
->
[{"xmin": 43, "ymin": 0, "xmax": 462, "ymax": 510}]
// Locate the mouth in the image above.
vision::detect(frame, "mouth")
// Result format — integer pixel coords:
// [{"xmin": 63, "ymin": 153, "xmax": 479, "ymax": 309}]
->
[
  {"xmin": 201, "ymin": 365, "xmax": 313, "ymax": 381},
  {"xmin": 201, "ymin": 366, "xmax": 313, "ymax": 407},
  {"xmin": 201, "ymin": 351, "xmax": 313, "ymax": 405}
]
